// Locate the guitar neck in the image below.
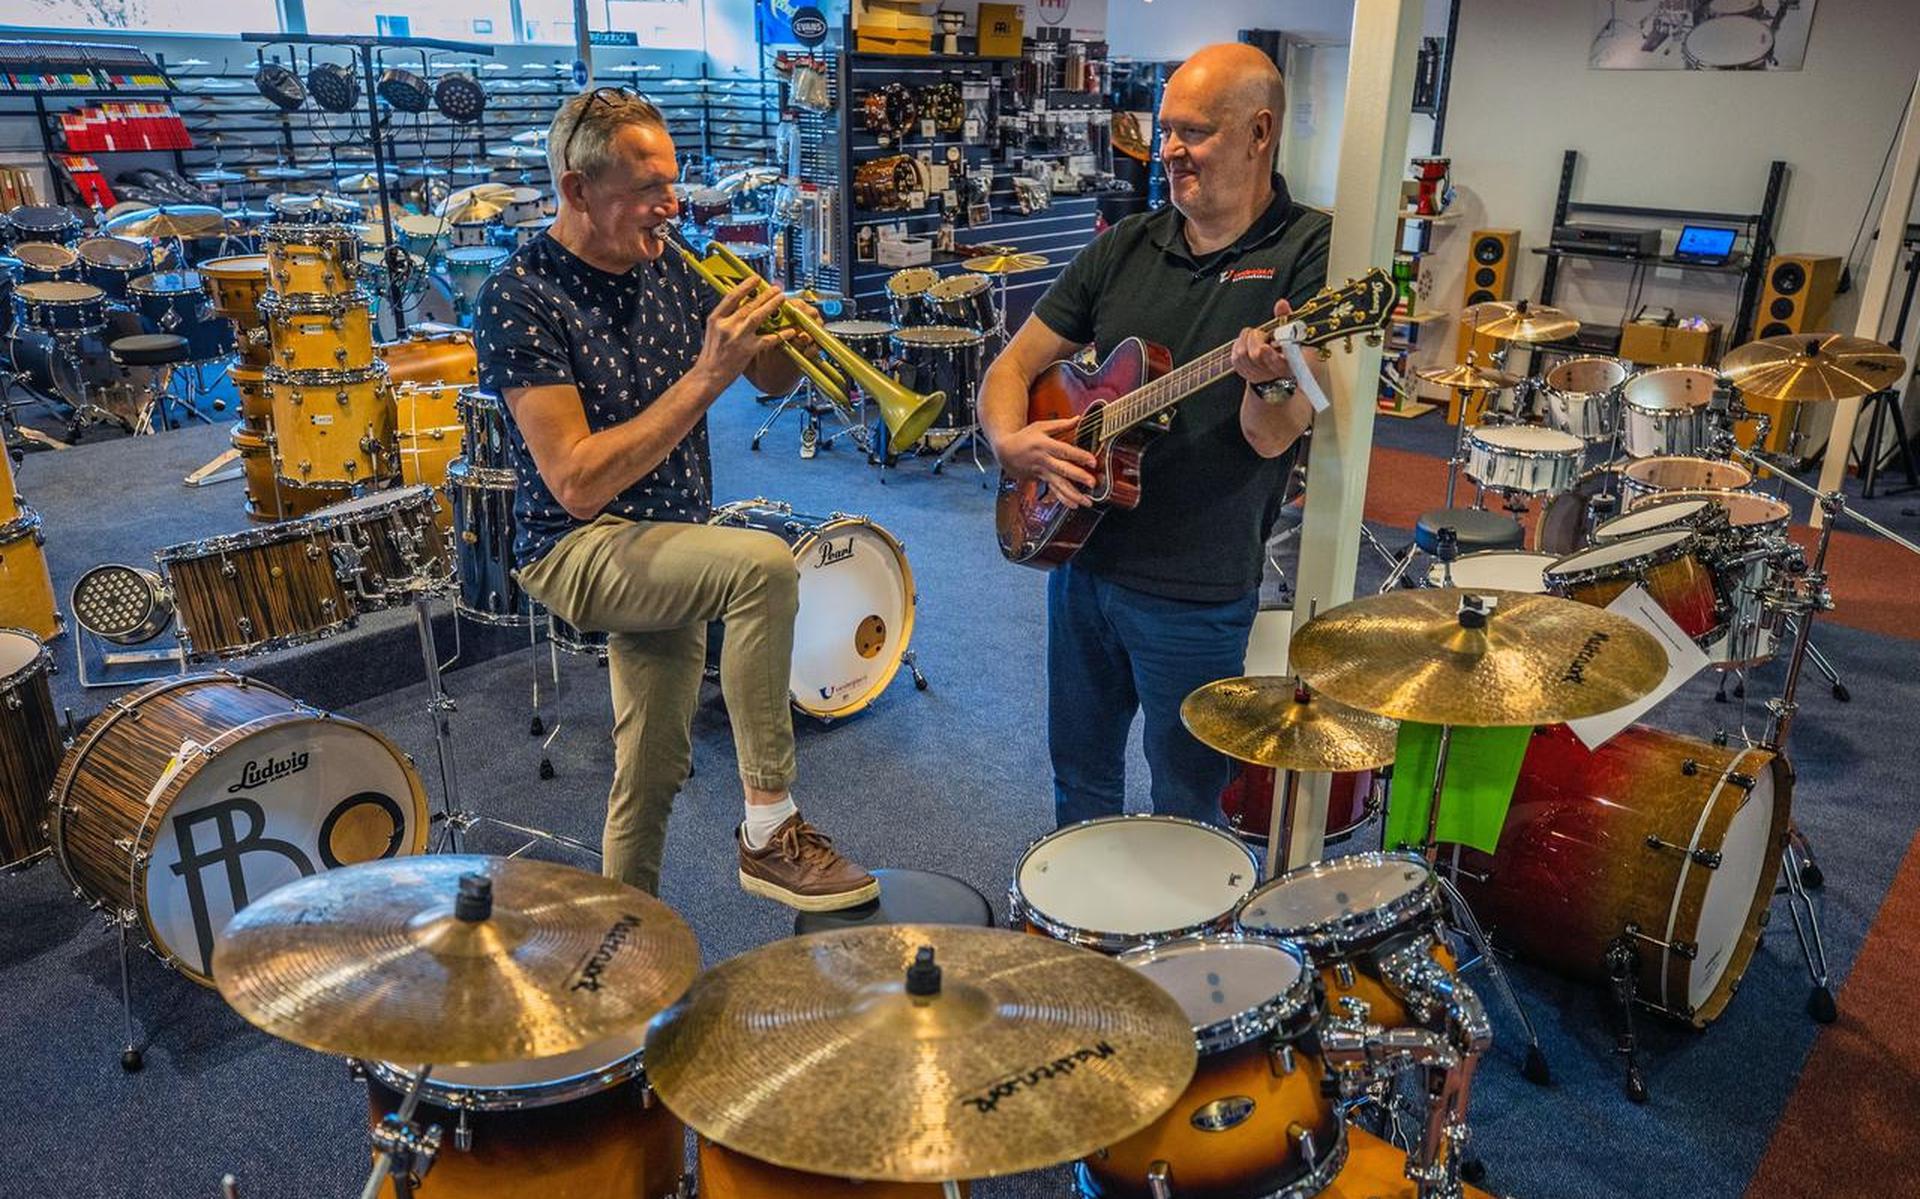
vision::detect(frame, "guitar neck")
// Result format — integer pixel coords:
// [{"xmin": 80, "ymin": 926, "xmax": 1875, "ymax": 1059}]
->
[{"xmin": 1097, "ymin": 314, "xmax": 1290, "ymax": 441}]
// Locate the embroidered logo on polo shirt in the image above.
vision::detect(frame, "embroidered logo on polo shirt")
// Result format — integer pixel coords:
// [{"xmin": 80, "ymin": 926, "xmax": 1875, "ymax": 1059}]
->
[{"xmin": 1219, "ymin": 266, "xmax": 1276, "ymax": 284}]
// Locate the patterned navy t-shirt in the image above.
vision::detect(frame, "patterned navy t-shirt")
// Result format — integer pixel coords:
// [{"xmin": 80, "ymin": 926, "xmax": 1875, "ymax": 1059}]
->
[{"xmin": 473, "ymin": 232, "xmax": 717, "ymax": 568}]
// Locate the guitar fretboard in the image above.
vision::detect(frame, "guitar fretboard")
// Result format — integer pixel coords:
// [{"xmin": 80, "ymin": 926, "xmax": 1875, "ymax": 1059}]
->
[{"xmin": 1090, "ymin": 313, "xmax": 1292, "ymax": 443}]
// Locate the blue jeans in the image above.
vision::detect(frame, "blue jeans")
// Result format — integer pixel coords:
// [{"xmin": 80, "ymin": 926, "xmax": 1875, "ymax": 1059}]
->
[{"xmin": 1047, "ymin": 563, "xmax": 1259, "ymax": 828}]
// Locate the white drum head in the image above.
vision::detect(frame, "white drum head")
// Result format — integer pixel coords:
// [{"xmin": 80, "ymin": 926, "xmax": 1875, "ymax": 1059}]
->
[
  {"xmin": 1545, "ymin": 357, "xmax": 1627, "ymax": 394},
  {"xmin": 1553, "ymin": 527, "xmax": 1693, "ymax": 574},
  {"xmin": 1687, "ymin": 16, "xmax": 1773, "ymax": 66},
  {"xmin": 790, "ymin": 519, "xmax": 911, "ymax": 717},
  {"xmin": 1689, "ymin": 755, "xmax": 1776, "ymax": 1009},
  {"xmin": 0, "ymin": 629, "xmax": 40, "ymax": 676},
  {"xmin": 145, "ymin": 718, "xmax": 421, "ymax": 977},
  {"xmin": 1596, "ymin": 498, "xmax": 1713, "ymax": 539},
  {"xmin": 1019, "ymin": 818, "xmax": 1256, "ymax": 938},
  {"xmin": 1664, "ymin": 489, "xmax": 1790, "ymax": 529},
  {"xmin": 1625, "ymin": 368, "xmax": 1717, "ymax": 411},
  {"xmin": 1474, "ymin": 425, "xmax": 1582, "ymax": 453},
  {"xmin": 824, "ymin": 320, "xmax": 894, "ymax": 337},
  {"xmin": 1427, "ymin": 551, "xmax": 1556, "ymax": 593},
  {"xmin": 1622, "ymin": 456, "xmax": 1751, "ymax": 493},
  {"xmin": 1240, "ymin": 856, "xmax": 1429, "ymax": 935},
  {"xmin": 1124, "ymin": 938, "xmax": 1303, "ymax": 1031}
]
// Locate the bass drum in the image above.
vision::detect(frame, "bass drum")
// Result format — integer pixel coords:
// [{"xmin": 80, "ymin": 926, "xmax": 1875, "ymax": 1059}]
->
[
  {"xmin": 709, "ymin": 499, "xmax": 916, "ymax": 720},
  {"xmin": 1461, "ymin": 724, "xmax": 1789, "ymax": 1026},
  {"xmin": 49, "ymin": 674, "xmax": 429, "ymax": 984}
]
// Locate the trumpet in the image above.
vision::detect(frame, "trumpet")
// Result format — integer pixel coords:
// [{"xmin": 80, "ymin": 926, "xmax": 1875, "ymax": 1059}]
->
[{"xmin": 664, "ymin": 224, "xmax": 945, "ymax": 449}]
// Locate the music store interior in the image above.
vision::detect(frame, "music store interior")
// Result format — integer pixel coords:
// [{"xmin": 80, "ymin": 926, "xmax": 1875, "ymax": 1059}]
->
[{"xmin": 1, "ymin": 0, "xmax": 1917, "ymax": 1196}]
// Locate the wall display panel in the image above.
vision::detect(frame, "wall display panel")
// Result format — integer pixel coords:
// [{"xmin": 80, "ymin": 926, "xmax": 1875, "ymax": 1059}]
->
[
  {"xmin": 1588, "ymin": 0, "xmax": 1818, "ymax": 71},
  {"xmin": 300, "ymin": 0, "xmax": 518, "ymax": 45},
  {"xmin": 4, "ymin": 0, "xmax": 281, "ymax": 35}
]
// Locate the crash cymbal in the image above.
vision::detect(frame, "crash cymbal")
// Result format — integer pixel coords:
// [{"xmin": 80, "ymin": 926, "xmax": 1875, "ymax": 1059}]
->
[
  {"xmin": 213, "ymin": 855, "xmax": 700, "ymax": 1065},
  {"xmin": 1181, "ymin": 677, "xmax": 1399, "ymax": 772},
  {"xmin": 961, "ymin": 252, "xmax": 1050, "ymax": 274},
  {"xmin": 190, "ymin": 168, "xmax": 248, "ymax": 185},
  {"xmin": 1460, "ymin": 299, "xmax": 1580, "ymax": 344},
  {"xmin": 450, "ymin": 162, "xmax": 496, "ymax": 178},
  {"xmin": 1290, "ymin": 589, "xmax": 1668, "ymax": 727},
  {"xmin": 101, "ymin": 205, "xmax": 232, "ymax": 239},
  {"xmin": 1719, "ymin": 333, "xmax": 1907, "ymax": 403},
  {"xmin": 509, "ymin": 127, "xmax": 550, "ymax": 145},
  {"xmin": 254, "ymin": 165, "xmax": 313, "ymax": 181},
  {"xmin": 406, "ymin": 165, "xmax": 450, "ymax": 179},
  {"xmin": 334, "ymin": 172, "xmax": 387, "ymax": 193},
  {"xmin": 491, "ymin": 144, "xmax": 546, "ymax": 162},
  {"xmin": 1414, "ymin": 362, "xmax": 1522, "ymax": 391},
  {"xmin": 646, "ymin": 925, "xmax": 1196, "ymax": 1183}
]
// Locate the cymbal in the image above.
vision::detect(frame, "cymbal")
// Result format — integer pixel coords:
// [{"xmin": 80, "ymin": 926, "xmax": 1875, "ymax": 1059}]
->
[
  {"xmin": 407, "ymin": 165, "xmax": 450, "ymax": 179},
  {"xmin": 1180, "ymin": 677, "xmax": 1399, "ymax": 771},
  {"xmin": 1719, "ymin": 333, "xmax": 1907, "ymax": 403},
  {"xmin": 1289, "ymin": 589, "xmax": 1668, "ymax": 727},
  {"xmin": 1414, "ymin": 362, "xmax": 1522, "ymax": 391},
  {"xmin": 961, "ymin": 252, "xmax": 1050, "ymax": 274},
  {"xmin": 1460, "ymin": 300, "xmax": 1580, "ymax": 344},
  {"xmin": 334, "ymin": 172, "xmax": 387, "ymax": 193},
  {"xmin": 491, "ymin": 144, "xmax": 546, "ymax": 162},
  {"xmin": 213, "ymin": 855, "xmax": 700, "ymax": 1065},
  {"xmin": 191, "ymin": 168, "xmax": 248, "ymax": 185},
  {"xmin": 509, "ymin": 128, "xmax": 550, "ymax": 145},
  {"xmin": 254, "ymin": 165, "xmax": 313, "ymax": 180},
  {"xmin": 450, "ymin": 162, "xmax": 496, "ymax": 177},
  {"xmin": 645, "ymin": 925, "xmax": 1196, "ymax": 1183},
  {"xmin": 102, "ymin": 205, "xmax": 231, "ymax": 239}
]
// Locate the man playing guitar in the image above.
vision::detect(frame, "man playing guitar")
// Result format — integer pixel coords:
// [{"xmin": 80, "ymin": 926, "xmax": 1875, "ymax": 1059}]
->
[{"xmin": 979, "ymin": 43, "xmax": 1333, "ymax": 828}]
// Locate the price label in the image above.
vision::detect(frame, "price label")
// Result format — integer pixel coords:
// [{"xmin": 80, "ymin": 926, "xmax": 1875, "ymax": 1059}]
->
[{"xmin": 921, "ymin": 118, "xmax": 935, "ymax": 139}]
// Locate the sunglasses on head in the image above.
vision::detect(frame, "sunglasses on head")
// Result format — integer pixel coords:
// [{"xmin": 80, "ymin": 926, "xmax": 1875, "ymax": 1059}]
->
[{"xmin": 560, "ymin": 85, "xmax": 638, "ymax": 175}]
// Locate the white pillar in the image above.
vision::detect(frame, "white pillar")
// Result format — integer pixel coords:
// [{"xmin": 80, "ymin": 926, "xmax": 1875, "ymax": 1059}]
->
[
  {"xmin": 1283, "ymin": 0, "xmax": 1423, "ymax": 869},
  {"xmin": 1812, "ymin": 74, "xmax": 1920, "ymax": 520}
]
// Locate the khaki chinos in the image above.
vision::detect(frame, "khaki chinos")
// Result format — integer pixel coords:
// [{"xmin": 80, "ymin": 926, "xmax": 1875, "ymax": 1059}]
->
[{"xmin": 516, "ymin": 513, "xmax": 799, "ymax": 894}]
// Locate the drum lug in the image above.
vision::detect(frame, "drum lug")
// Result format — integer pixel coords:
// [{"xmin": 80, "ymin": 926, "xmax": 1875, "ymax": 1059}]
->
[
  {"xmin": 1681, "ymin": 758, "xmax": 1699, "ymax": 775},
  {"xmin": 1643, "ymin": 834, "xmax": 1722, "ymax": 870},
  {"xmin": 1292, "ymin": 1124, "xmax": 1321, "ymax": 1169},
  {"xmin": 220, "ymin": 557, "xmax": 237, "ymax": 579},
  {"xmin": 1727, "ymin": 771, "xmax": 1756, "ymax": 791},
  {"xmin": 1334, "ymin": 961, "xmax": 1357, "ymax": 989},
  {"xmin": 1268, "ymin": 1041, "xmax": 1297, "ymax": 1077},
  {"xmin": 453, "ymin": 1108, "xmax": 473, "ymax": 1153},
  {"xmin": 346, "ymin": 1060, "xmax": 367, "ymax": 1082},
  {"xmin": 1624, "ymin": 922, "xmax": 1697, "ymax": 960},
  {"xmin": 1146, "ymin": 1161, "xmax": 1173, "ymax": 1199}
]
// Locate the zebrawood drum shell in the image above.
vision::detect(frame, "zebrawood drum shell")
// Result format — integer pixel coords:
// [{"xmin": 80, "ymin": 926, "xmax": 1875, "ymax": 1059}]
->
[
  {"xmin": 0, "ymin": 631, "xmax": 60, "ymax": 867},
  {"xmin": 697, "ymin": 1138, "xmax": 962, "ymax": 1199},
  {"xmin": 160, "ymin": 524, "xmax": 354, "ymax": 659}
]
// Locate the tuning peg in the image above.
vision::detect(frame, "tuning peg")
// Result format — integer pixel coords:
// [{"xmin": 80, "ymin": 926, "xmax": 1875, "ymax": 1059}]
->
[
  {"xmin": 1364, "ymin": 333, "xmax": 1383, "ymax": 347},
  {"xmin": 1317, "ymin": 346, "xmax": 1334, "ymax": 360}
]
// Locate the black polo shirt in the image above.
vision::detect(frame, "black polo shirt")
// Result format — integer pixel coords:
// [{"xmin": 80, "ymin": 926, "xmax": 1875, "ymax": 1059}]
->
[
  {"xmin": 1033, "ymin": 176, "xmax": 1331, "ymax": 601},
  {"xmin": 473, "ymin": 233, "xmax": 717, "ymax": 568}
]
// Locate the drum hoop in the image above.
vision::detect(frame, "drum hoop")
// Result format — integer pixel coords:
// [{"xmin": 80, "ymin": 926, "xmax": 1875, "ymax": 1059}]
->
[
  {"xmin": 1647, "ymin": 488, "xmax": 1789, "ymax": 527},
  {"xmin": 1593, "ymin": 498, "xmax": 1721, "ymax": 539},
  {"xmin": 1546, "ymin": 529, "xmax": 1701, "ymax": 585},
  {"xmin": 130, "ymin": 272, "xmax": 204, "ymax": 297},
  {"xmin": 18, "ymin": 281, "xmax": 102, "ymax": 303},
  {"xmin": 452, "ymin": 599, "xmax": 535, "ymax": 627},
  {"xmin": 1117, "ymin": 932, "xmax": 1318, "ymax": 1053},
  {"xmin": 0, "ymin": 505, "xmax": 43, "ymax": 545},
  {"xmin": 446, "ymin": 458, "xmax": 517, "ymax": 488},
  {"xmin": 787, "ymin": 513, "xmax": 917, "ymax": 720},
  {"xmin": 306, "ymin": 484, "xmax": 440, "ymax": 531},
  {"xmin": 0, "ymin": 626, "xmax": 52, "ymax": 693},
  {"xmin": 263, "ymin": 223, "xmax": 362, "ymax": 244},
  {"xmin": 198, "ymin": 256, "xmax": 271, "ymax": 278},
  {"xmin": 366, "ymin": 1051, "xmax": 648, "ymax": 1112},
  {"xmin": 264, "ymin": 363, "xmax": 389, "ymax": 388},
  {"xmin": 259, "ymin": 290, "xmax": 374, "ymax": 317},
  {"xmin": 181, "ymin": 613, "xmax": 361, "ymax": 664},
  {"xmin": 1465, "ymin": 427, "xmax": 1582, "ymax": 459},
  {"xmin": 1237, "ymin": 851, "xmax": 1440, "ymax": 953},
  {"xmin": 891, "ymin": 325, "xmax": 985, "ymax": 349},
  {"xmin": 1011, "ymin": 814, "xmax": 1260, "ymax": 952}
]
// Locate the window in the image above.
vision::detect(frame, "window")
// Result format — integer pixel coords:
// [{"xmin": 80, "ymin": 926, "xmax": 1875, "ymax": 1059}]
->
[
  {"xmin": 3, "ymin": 0, "xmax": 281, "ymax": 35},
  {"xmin": 300, "ymin": 0, "xmax": 520, "ymax": 46},
  {"xmin": 517, "ymin": 0, "xmax": 705, "ymax": 50}
]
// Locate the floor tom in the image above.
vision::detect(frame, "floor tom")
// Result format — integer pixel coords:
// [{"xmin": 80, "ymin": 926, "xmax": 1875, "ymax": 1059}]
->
[
  {"xmin": 448, "ymin": 459, "xmax": 530, "ymax": 626},
  {"xmin": 889, "ymin": 325, "xmax": 983, "ymax": 436},
  {"xmin": 927, "ymin": 272, "xmax": 996, "ymax": 332},
  {"xmin": 457, "ymin": 387, "xmax": 513, "ymax": 472}
]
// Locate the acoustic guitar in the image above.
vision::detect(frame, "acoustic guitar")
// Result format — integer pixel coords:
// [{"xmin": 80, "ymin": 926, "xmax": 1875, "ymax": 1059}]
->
[{"xmin": 994, "ymin": 267, "xmax": 1396, "ymax": 569}]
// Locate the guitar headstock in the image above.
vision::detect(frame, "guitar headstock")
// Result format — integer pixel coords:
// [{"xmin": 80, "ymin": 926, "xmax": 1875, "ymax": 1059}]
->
[{"xmin": 1289, "ymin": 267, "xmax": 1397, "ymax": 349}]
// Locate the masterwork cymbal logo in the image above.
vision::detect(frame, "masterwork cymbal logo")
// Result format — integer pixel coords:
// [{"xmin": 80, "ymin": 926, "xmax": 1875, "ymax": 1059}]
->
[
  {"xmin": 963, "ymin": 1042, "xmax": 1117, "ymax": 1115},
  {"xmin": 572, "ymin": 912, "xmax": 644, "ymax": 992},
  {"xmin": 1561, "ymin": 631, "xmax": 1610, "ymax": 685}
]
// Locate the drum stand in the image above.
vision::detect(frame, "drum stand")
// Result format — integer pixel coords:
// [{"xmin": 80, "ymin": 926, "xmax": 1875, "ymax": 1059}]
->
[
  {"xmin": 361, "ymin": 1067, "xmax": 442, "ymax": 1199},
  {"xmin": 749, "ymin": 377, "xmax": 870, "ymax": 458}
]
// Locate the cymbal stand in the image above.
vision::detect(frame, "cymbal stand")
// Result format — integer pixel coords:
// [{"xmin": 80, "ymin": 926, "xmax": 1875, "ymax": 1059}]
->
[
  {"xmin": 361, "ymin": 1065, "xmax": 442, "ymax": 1199},
  {"xmin": 749, "ymin": 376, "xmax": 869, "ymax": 458}
]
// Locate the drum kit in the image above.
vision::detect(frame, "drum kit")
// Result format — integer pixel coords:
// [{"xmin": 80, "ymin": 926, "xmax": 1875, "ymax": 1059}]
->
[{"xmin": 199, "ymin": 846, "xmax": 1499, "ymax": 1199}]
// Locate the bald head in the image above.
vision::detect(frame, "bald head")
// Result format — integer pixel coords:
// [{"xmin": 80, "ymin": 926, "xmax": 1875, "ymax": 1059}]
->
[
  {"xmin": 1166, "ymin": 43, "xmax": 1287, "ymax": 142},
  {"xmin": 1158, "ymin": 43, "xmax": 1286, "ymax": 230}
]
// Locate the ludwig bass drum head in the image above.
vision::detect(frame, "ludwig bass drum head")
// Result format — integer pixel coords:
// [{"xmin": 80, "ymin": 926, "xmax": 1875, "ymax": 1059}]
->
[
  {"xmin": 789, "ymin": 519, "xmax": 912, "ymax": 718},
  {"xmin": 144, "ymin": 717, "xmax": 425, "ymax": 979}
]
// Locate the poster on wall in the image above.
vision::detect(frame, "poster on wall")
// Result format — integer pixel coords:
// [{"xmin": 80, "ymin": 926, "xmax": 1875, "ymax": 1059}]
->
[{"xmin": 1589, "ymin": 1, "xmax": 1818, "ymax": 71}]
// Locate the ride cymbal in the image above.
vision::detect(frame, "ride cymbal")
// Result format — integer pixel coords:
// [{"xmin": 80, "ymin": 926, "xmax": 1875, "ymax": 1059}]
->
[
  {"xmin": 213, "ymin": 855, "xmax": 700, "ymax": 1065},
  {"xmin": 101, "ymin": 205, "xmax": 232, "ymax": 239},
  {"xmin": 1181, "ymin": 677, "xmax": 1399, "ymax": 771},
  {"xmin": 961, "ymin": 252, "xmax": 1050, "ymax": 274},
  {"xmin": 1289, "ymin": 589, "xmax": 1668, "ymax": 727},
  {"xmin": 645, "ymin": 925, "xmax": 1196, "ymax": 1183},
  {"xmin": 1719, "ymin": 333, "xmax": 1907, "ymax": 403},
  {"xmin": 1460, "ymin": 300, "xmax": 1580, "ymax": 344},
  {"xmin": 1414, "ymin": 362, "xmax": 1522, "ymax": 391}
]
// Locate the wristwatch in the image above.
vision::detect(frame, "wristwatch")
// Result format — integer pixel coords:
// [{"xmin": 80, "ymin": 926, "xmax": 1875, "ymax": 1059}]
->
[{"xmin": 1252, "ymin": 377, "xmax": 1298, "ymax": 405}]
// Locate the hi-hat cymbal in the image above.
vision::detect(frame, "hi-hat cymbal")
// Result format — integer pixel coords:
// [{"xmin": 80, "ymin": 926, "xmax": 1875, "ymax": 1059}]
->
[
  {"xmin": 961, "ymin": 252, "xmax": 1050, "ymax": 274},
  {"xmin": 1181, "ymin": 677, "xmax": 1399, "ymax": 771},
  {"xmin": 213, "ymin": 855, "xmax": 700, "ymax": 1065},
  {"xmin": 645, "ymin": 925, "xmax": 1196, "ymax": 1183},
  {"xmin": 1414, "ymin": 362, "xmax": 1522, "ymax": 391},
  {"xmin": 1460, "ymin": 300, "xmax": 1580, "ymax": 344},
  {"xmin": 1290, "ymin": 589, "xmax": 1668, "ymax": 727},
  {"xmin": 1719, "ymin": 333, "xmax": 1907, "ymax": 403}
]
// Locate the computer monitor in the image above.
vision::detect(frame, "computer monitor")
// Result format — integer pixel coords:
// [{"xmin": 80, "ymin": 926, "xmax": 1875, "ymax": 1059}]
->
[{"xmin": 1673, "ymin": 225, "xmax": 1738, "ymax": 264}]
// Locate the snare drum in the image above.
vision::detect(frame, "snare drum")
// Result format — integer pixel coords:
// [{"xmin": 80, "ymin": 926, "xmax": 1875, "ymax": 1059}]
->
[
  {"xmin": 230, "ymin": 422, "xmax": 347, "ymax": 523},
  {"xmin": 1618, "ymin": 455, "xmax": 1752, "ymax": 507},
  {"xmin": 1464, "ymin": 424, "xmax": 1583, "ymax": 494},
  {"xmin": 889, "ymin": 326, "xmax": 983, "ymax": 436},
  {"xmin": 0, "ymin": 507, "xmax": 62, "ymax": 642},
  {"xmin": 446, "ymin": 245, "xmax": 509, "ymax": 314},
  {"xmin": 1425, "ymin": 548, "xmax": 1558, "ymax": 591},
  {"xmin": 710, "ymin": 215, "xmax": 769, "ymax": 246},
  {"xmin": 378, "ymin": 327, "xmax": 478, "ymax": 387},
  {"xmin": 1684, "ymin": 15, "xmax": 1774, "ymax": 69},
  {"xmin": 267, "ymin": 364, "xmax": 396, "ymax": 487},
  {"xmin": 158, "ymin": 518, "xmax": 357, "ymax": 659},
  {"xmin": 5, "ymin": 203, "xmax": 82, "ymax": 246},
  {"xmin": 262, "ymin": 292, "xmax": 376, "ymax": 372},
  {"xmin": 264, "ymin": 223, "xmax": 363, "ymax": 296},
  {"xmin": 1622, "ymin": 367, "xmax": 1719, "ymax": 458},
  {"xmin": 364, "ymin": 1032, "xmax": 686, "ymax": 1199},
  {"xmin": 308, "ymin": 487, "xmax": 452, "ymax": 610},
  {"xmin": 49, "ymin": 674, "xmax": 429, "ymax": 982},
  {"xmin": 12, "ymin": 242, "xmax": 78, "ymax": 283},
  {"xmin": 1544, "ymin": 527, "xmax": 1723, "ymax": 641},
  {"xmin": 1462, "ymin": 724, "xmax": 1789, "ymax": 1025},
  {"xmin": 76, "ymin": 236, "xmax": 151, "ymax": 299},
  {"xmin": 885, "ymin": 267, "xmax": 938, "ymax": 327},
  {"xmin": 927, "ymin": 272, "xmax": 996, "ymax": 332},
  {"xmin": 708, "ymin": 499, "xmax": 916, "ymax": 720},
  {"xmin": 457, "ymin": 387, "xmax": 513, "ymax": 472},
  {"xmin": 0, "ymin": 629, "xmax": 60, "ymax": 868},
  {"xmin": 448, "ymin": 458, "xmax": 531, "ymax": 625},
  {"xmin": 14, "ymin": 280, "xmax": 107, "ymax": 334},
  {"xmin": 1010, "ymin": 815, "xmax": 1259, "ymax": 953},
  {"xmin": 1237, "ymin": 852, "xmax": 1457, "ymax": 1030},
  {"xmin": 1541, "ymin": 355, "xmax": 1629, "ymax": 442}
]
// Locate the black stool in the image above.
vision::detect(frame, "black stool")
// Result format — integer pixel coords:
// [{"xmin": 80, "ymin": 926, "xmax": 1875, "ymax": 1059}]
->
[
  {"xmin": 792, "ymin": 868, "xmax": 995, "ymax": 936},
  {"xmin": 108, "ymin": 333, "xmax": 189, "ymax": 367},
  {"xmin": 109, "ymin": 333, "xmax": 198, "ymax": 431},
  {"xmin": 1381, "ymin": 506, "xmax": 1526, "ymax": 590}
]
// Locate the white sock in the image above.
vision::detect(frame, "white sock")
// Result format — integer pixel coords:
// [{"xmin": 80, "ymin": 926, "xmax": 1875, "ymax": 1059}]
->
[{"xmin": 742, "ymin": 795, "xmax": 798, "ymax": 850}]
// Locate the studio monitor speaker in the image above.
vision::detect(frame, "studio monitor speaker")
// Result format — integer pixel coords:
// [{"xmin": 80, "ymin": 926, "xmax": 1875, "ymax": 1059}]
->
[
  {"xmin": 1458, "ymin": 228, "xmax": 1519, "ymax": 368},
  {"xmin": 1755, "ymin": 253, "xmax": 1841, "ymax": 337}
]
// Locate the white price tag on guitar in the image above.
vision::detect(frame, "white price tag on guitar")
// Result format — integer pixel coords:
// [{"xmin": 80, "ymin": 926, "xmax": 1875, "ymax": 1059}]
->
[
  {"xmin": 1566, "ymin": 585, "xmax": 1707, "ymax": 750},
  {"xmin": 1273, "ymin": 321, "xmax": 1331, "ymax": 413}
]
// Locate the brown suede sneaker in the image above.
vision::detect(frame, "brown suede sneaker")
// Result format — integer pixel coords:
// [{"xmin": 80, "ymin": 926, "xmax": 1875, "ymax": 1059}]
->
[{"xmin": 737, "ymin": 815, "xmax": 881, "ymax": 911}]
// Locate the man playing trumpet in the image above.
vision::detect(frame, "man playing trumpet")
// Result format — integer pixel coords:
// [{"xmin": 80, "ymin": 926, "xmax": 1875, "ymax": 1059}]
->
[{"xmin": 473, "ymin": 87, "xmax": 878, "ymax": 909}]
